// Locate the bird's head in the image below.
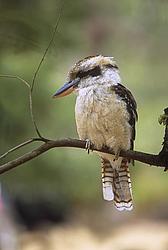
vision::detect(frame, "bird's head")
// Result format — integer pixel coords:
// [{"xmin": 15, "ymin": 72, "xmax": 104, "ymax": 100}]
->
[{"xmin": 53, "ymin": 55, "xmax": 121, "ymax": 98}]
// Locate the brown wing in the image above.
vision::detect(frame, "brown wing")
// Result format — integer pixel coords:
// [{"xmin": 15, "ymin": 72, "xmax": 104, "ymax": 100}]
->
[{"xmin": 113, "ymin": 83, "xmax": 138, "ymax": 150}]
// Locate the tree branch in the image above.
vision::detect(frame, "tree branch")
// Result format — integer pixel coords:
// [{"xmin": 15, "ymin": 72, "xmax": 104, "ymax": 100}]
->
[
  {"xmin": 0, "ymin": 138, "xmax": 167, "ymax": 175},
  {"xmin": 0, "ymin": 106, "xmax": 167, "ymax": 175},
  {"xmin": 1, "ymin": 107, "xmax": 168, "ymax": 175}
]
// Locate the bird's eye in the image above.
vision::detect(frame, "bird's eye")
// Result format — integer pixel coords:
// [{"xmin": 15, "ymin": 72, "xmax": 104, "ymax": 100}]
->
[
  {"xmin": 77, "ymin": 66, "xmax": 101, "ymax": 79},
  {"xmin": 89, "ymin": 66, "xmax": 102, "ymax": 77}
]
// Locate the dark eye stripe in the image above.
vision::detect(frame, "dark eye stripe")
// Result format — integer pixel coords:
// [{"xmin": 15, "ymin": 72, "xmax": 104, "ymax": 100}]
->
[
  {"xmin": 76, "ymin": 65, "xmax": 101, "ymax": 79},
  {"xmin": 105, "ymin": 64, "xmax": 119, "ymax": 69}
]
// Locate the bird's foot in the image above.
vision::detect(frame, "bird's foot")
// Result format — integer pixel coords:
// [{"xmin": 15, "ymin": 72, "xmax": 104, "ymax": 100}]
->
[
  {"xmin": 85, "ymin": 139, "xmax": 93, "ymax": 154},
  {"xmin": 113, "ymin": 149, "xmax": 121, "ymax": 161}
]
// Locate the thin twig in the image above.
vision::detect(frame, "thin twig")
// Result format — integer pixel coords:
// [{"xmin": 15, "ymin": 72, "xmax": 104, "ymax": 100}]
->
[
  {"xmin": 29, "ymin": 3, "xmax": 63, "ymax": 138},
  {"xmin": 29, "ymin": 89, "xmax": 43, "ymax": 138},
  {"xmin": 31, "ymin": 7, "xmax": 63, "ymax": 92},
  {"xmin": 0, "ymin": 137, "xmax": 50, "ymax": 161},
  {"xmin": 0, "ymin": 139, "xmax": 35, "ymax": 160},
  {"xmin": 0, "ymin": 74, "xmax": 43, "ymax": 138},
  {"xmin": 0, "ymin": 75, "xmax": 30, "ymax": 88}
]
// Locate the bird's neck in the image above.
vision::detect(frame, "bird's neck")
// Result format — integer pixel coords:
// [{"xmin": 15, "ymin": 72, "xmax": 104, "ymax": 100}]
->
[
  {"xmin": 76, "ymin": 68, "xmax": 121, "ymax": 95},
  {"xmin": 102, "ymin": 68, "xmax": 121, "ymax": 85}
]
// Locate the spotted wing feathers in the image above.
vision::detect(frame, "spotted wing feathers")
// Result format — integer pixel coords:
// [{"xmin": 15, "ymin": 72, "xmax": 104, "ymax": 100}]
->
[{"xmin": 112, "ymin": 84, "xmax": 138, "ymax": 150}]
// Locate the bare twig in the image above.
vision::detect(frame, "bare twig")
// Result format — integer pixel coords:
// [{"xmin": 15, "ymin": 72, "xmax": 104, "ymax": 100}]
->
[
  {"xmin": 29, "ymin": 4, "xmax": 63, "ymax": 138},
  {"xmin": 0, "ymin": 137, "xmax": 49, "ymax": 160},
  {"xmin": 0, "ymin": 75, "xmax": 30, "ymax": 88},
  {"xmin": 0, "ymin": 139, "xmax": 35, "ymax": 160},
  {"xmin": 31, "ymin": 5, "xmax": 63, "ymax": 92},
  {"xmin": 29, "ymin": 89, "xmax": 43, "ymax": 138},
  {"xmin": 0, "ymin": 74, "xmax": 43, "ymax": 138},
  {"xmin": 0, "ymin": 138, "xmax": 167, "ymax": 175}
]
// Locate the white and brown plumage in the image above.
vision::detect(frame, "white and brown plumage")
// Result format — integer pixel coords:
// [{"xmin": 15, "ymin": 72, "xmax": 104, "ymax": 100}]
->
[{"xmin": 53, "ymin": 55, "xmax": 138, "ymax": 211}]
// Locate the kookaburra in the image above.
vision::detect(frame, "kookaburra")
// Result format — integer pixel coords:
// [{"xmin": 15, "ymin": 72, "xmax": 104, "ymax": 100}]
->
[{"xmin": 53, "ymin": 55, "xmax": 138, "ymax": 211}]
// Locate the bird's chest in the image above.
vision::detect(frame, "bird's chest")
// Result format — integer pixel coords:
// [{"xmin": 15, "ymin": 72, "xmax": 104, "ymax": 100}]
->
[
  {"xmin": 75, "ymin": 88, "xmax": 106, "ymax": 132},
  {"xmin": 75, "ymin": 87, "xmax": 131, "ymax": 150}
]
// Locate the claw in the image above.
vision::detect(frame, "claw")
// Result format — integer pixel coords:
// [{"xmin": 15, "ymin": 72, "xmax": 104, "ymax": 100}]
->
[
  {"xmin": 85, "ymin": 139, "xmax": 93, "ymax": 154},
  {"xmin": 113, "ymin": 149, "xmax": 121, "ymax": 161}
]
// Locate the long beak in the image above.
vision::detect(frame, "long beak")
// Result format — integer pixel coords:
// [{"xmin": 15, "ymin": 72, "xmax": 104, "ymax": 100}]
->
[{"xmin": 53, "ymin": 78, "xmax": 80, "ymax": 98}]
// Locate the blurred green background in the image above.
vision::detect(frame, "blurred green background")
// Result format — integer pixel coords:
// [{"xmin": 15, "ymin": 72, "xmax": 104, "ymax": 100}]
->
[{"xmin": 0, "ymin": 0, "xmax": 168, "ymax": 238}]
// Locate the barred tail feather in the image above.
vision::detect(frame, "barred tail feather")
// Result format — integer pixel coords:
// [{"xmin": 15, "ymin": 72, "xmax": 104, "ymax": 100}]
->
[
  {"xmin": 101, "ymin": 157, "xmax": 133, "ymax": 211},
  {"xmin": 113, "ymin": 158, "xmax": 133, "ymax": 211},
  {"xmin": 101, "ymin": 158, "xmax": 114, "ymax": 201}
]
